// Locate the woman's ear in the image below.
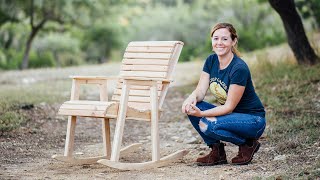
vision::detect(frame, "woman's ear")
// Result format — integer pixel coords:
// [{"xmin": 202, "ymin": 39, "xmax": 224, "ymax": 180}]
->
[{"xmin": 232, "ymin": 38, "xmax": 238, "ymax": 46}]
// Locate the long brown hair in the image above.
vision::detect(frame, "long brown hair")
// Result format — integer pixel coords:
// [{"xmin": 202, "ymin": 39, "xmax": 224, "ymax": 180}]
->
[{"xmin": 210, "ymin": 23, "xmax": 241, "ymax": 57}]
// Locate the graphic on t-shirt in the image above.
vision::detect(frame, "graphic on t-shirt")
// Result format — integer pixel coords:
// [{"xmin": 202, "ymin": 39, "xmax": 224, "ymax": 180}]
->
[{"xmin": 209, "ymin": 81, "xmax": 227, "ymax": 105}]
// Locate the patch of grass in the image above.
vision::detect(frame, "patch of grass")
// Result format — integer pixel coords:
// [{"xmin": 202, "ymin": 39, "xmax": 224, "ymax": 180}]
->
[
  {"xmin": 0, "ymin": 110, "xmax": 24, "ymax": 132},
  {"xmin": 0, "ymin": 80, "xmax": 69, "ymax": 132},
  {"xmin": 251, "ymin": 56, "xmax": 320, "ymax": 153}
]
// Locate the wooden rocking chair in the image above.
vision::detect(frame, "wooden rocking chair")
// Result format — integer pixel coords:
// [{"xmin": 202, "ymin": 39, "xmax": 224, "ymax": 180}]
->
[{"xmin": 53, "ymin": 41, "xmax": 188, "ymax": 170}]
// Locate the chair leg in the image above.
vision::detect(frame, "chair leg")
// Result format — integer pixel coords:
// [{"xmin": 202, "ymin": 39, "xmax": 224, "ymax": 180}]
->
[
  {"xmin": 64, "ymin": 116, "xmax": 77, "ymax": 157},
  {"xmin": 102, "ymin": 118, "xmax": 111, "ymax": 159},
  {"xmin": 150, "ymin": 84, "xmax": 160, "ymax": 161},
  {"xmin": 110, "ymin": 82, "xmax": 130, "ymax": 161}
]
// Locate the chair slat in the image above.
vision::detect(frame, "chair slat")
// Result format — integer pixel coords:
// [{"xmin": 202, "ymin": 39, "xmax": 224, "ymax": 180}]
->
[
  {"xmin": 121, "ymin": 65, "xmax": 168, "ymax": 72},
  {"xmin": 123, "ymin": 59, "xmax": 169, "ymax": 65},
  {"xmin": 128, "ymin": 41, "xmax": 182, "ymax": 47},
  {"xmin": 58, "ymin": 109, "xmax": 107, "ymax": 117},
  {"xmin": 116, "ymin": 82, "xmax": 163, "ymax": 90},
  {"xmin": 64, "ymin": 100, "xmax": 111, "ymax": 105},
  {"xmin": 113, "ymin": 89, "xmax": 161, "ymax": 97},
  {"xmin": 119, "ymin": 71, "xmax": 167, "ymax": 78},
  {"xmin": 124, "ymin": 53, "xmax": 171, "ymax": 59},
  {"xmin": 60, "ymin": 104, "xmax": 109, "ymax": 111},
  {"xmin": 112, "ymin": 95, "xmax": 152, "ymax": 103},
  {"xmin": 126, "ymin": 46, "xmax": 174, "ymax": 53},
  {"xmin": 127, "ymin": 102, "xmax": 151, "ymax": 109}
]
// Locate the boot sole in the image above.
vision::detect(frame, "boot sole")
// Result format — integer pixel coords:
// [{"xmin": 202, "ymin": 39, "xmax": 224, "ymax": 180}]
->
[
  {"xmin": 197, "ymin": 159, "xmax": 228, "ymax": 166},
  {"xmin": 231, "ymin": 142, "xmax": 261, "ymax": 165}
]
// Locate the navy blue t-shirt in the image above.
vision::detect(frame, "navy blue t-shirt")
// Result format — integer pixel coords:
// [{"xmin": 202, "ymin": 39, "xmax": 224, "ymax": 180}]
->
[{"xmin": 203, "ymin": 54, "xmax": 265, "ymax": 118}]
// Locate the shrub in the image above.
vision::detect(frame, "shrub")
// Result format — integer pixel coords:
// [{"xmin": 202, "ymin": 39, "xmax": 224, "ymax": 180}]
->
[
  {"xmin": 29, "ymin": 51, "xmax": 56, "ymax": 68},
  {"xmin": 0, "ymin": 111, "xmax": 24, "ymax": 132}
]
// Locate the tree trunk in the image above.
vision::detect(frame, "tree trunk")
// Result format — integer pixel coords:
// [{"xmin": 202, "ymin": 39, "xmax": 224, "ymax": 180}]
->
[
  {"xmin": 269, "ymin": 0, "xmax": 319, "ymax": 65},
  {"xmin": 21, "ymin": 19, "xmax": 47, "ymax": 70}
]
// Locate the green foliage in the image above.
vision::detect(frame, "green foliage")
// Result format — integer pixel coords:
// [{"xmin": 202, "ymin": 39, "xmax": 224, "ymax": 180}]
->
[
  {"xmin": 0, "ymin": 111, "xmax": 24, "ymax": 132},
  {"xmin": 228, "ymin": 1, "xmax": 287, "ymax": 51},
  {"xmin": 0, "ymin": 0, "xmax": 301, "ymax": 67},
  {"xmin": 0, "ymin": 94, "xmax": 25, "ymax": 132},
  {"xmin": 82, "ymin": 24, "xmax": 122, "ymax": 63},
  {"xmin": 0, "ymin": 22, "xmax": 29, "ymax": 51},
  {"xmin": 33, "ymin": 32, "xmax": 83, "ymax": 67},
  {"xmin": 296, "ymin": 0, "xmax": 320, "ymax": 29},
  {"xmin": 0, "ymin": 49, "xmax": 57, "ymax": 69},
  {"xmin": 0, "ymin": 49, "xmax": 6, "ymax": 68},
  {"xmin": 29, "ymin": 51, "xmax": 56, "ymax": 68},
  {"xmin": 0, "ymin": 49, "xmax": 23, "ymax": 69},
  {"xmin": 121, "ymin": 0, "xmax": 286, "ymax": 61}
]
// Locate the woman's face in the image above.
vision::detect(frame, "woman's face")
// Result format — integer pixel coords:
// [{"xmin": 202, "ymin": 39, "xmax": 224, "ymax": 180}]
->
[{"xmin": 211, "ymin": 28, "xmax": 236, "ymax": 57}]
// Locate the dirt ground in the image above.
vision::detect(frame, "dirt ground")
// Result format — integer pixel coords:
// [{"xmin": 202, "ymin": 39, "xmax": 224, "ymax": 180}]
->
[{"xmin": 2, "ymin": 85, "xmax": 319, "ymax": 180}]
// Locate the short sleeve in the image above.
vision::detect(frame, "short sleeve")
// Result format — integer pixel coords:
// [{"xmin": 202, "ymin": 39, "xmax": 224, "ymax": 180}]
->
[
  {"xmin": 230, "ymin": 65, "xmax": 249, "ymax": 86},
  {"xmin": 202, "ymin": 55, "xmax": 214, "ymax": 74}
]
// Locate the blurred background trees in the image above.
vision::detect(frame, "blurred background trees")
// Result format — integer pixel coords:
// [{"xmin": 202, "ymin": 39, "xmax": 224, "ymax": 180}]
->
[
  {"xmin": 269, "ymin": 0, "xmax": 319, "ymax": 65},
  {"xmin": 0, "ymin": 0, "xmax": 319, "ymax": 70}
]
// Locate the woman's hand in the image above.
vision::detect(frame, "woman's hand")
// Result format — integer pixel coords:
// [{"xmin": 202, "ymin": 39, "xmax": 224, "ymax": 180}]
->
[
  {"xmin": 182, "ymin": 72, "xmax": 209, "ymax": 115},
  {"xmin": 181, "ymin": 95, "xmax": 197, "ymax": 113},
  {"xmin": 187, "ymin": 104, "xmax": 203, "ymax": 117}
]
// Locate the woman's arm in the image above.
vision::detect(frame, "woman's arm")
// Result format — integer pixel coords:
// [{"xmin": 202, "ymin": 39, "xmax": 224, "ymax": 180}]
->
[
  {"xmin": 181, "ymin": 72, "xmax": 210, "ymax": 113},
  {"xmin": 188, "ymin": 84, "xmax": 245, "ymax": 117}
]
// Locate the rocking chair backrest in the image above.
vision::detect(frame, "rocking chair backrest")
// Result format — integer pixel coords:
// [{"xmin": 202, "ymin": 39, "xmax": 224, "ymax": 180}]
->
[{"xmin": 111, "ymin": 41, "xmax": 184, "ymax": 111}]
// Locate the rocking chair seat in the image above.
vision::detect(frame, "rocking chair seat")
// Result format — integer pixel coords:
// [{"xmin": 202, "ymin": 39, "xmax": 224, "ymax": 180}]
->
[{"xmin": 58, "ymin": 100, "xmax": 155, "ymax": 120}]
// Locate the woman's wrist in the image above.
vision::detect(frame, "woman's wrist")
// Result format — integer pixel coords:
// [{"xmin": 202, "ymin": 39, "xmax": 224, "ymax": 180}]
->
[
  {"xmin": 200, "ymin": 110, "xmax": 206, "ymax": 117},
  {"xmin": 189, "ymin": 93, "xmax": 196, "ymax": 100}
]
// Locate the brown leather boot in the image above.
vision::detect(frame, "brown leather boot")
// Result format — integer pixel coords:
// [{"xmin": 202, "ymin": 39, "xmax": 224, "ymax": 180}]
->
[
  {"xmin": 231, "ymin": 139, "xmax": 260, "ymax": 165},
  {"xmin": 196, "ymin": 143, "xmax": 227, "ymax": 166}
]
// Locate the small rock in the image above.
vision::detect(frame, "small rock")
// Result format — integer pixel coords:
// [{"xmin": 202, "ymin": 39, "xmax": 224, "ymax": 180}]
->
[
  {"xmin": 184, "ymin": 137, "xmax": 198, "ymax": 144},
  {"xmin": 204, "ymin": 169, "xmax": 208, "ymax": 175},
  {"xmin": 75, "ymin": 152, "xmax": 84, "ymax": 155},
  {"xmin": 273, "ymin": 154, "xmax": 286, "ymax": 161},
  {"xmin": 171, "ymin": 136, "xmax": 180, "ymax": 140}
]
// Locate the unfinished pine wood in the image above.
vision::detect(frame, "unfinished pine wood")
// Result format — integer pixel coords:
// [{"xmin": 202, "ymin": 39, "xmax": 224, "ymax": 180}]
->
[
  {"xmin": 150, "ymin": 82, "xmax": 160, "ymax": 161},
  {"xmin": 116, "ymin": 82, "xmax": 163, "ymax": 90},
  {"xmin": 128, "ymin": 41, "xmax": 183, "ymax": 47},
  {"xmin": 113, "ymin": 89, "xmax": 161, "ymax": 97},
  {"xmin": 102, "ymin": 118, "xmax": 111, "ymax": 158},
  {"xmin": 52, "ymin": 143, "xmax": 143, "ymax": 165},
  {"xmin": 123, "ymin": 59, "xmax": 169, "ymax": 65},
  {"xmin": 110, "ymin": 81, "xmax": 130, "ymax": 161},
  {"xmin": 64, "ymin": 116, "xmax": 77, "ymax": 157},
  {"xmin": 111, "ymin": 95, "xmax": 151, "ymax": 103},
  {"xmin": 121, "ymin": 64, "xmax": 168, "ymax": 72},
  {"xmin": 58, "ymin": 101, "xmax": 118, "ymax": 118},
  {"xmin": 97, "ymin": 149, "xmax": 189, "ymax": 170},
  {"xmin": 125, "ymin": 46, "xmax": 173, "ymax": 53},
  {"xmin": 56, "ymin": 75, "xmax": 115, "ymax": 164},
  {"xmin": 120, "ymin": 71, "xmax": 167, "ymax": 78},
  {"xmin": 124, "ymin": 52, "xmax": 171, "ymax": 59},
  {"xmin": 55, "ymin": 41, "xmax": 186, "ymax": 169}
]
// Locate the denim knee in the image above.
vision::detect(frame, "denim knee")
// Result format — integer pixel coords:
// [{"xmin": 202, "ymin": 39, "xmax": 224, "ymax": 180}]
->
[
  {"xmin": 198, "ymin": 117, "xmax": 245, "ymax": 145},
  {"xmin": 199, "ymin": 117, "xmax": 216, "ymax": 136}
]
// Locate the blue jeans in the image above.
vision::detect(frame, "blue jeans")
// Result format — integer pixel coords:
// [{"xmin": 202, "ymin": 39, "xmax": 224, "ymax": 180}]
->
[{"xmin": 188, "ymin": 101, "xmax": 266, "ymax": 146}]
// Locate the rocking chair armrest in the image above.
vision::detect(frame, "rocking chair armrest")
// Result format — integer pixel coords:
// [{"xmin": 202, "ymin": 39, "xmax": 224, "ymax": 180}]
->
[
  {"xmin": 69, "ymin": 76, "xmax": 119, "ymax": 85},
  {"xmin": 68, "ymin": 76, "xmax": 118, "ymax": 101},
  {"xmin": 70, "ymin": 75, "xmax": 119, "ymax": 80}
]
